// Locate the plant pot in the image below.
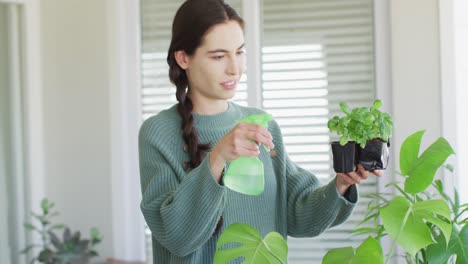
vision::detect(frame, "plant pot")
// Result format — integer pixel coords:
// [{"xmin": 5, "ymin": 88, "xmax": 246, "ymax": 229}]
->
[
  {"xmin": 331, "ymin": 139, "xmax": 390, "ymax": 173},
  {"xmin": 331, "ymin": 141, "xmax": 356, "ymax": 173},
  {"xmin": 357, "ymin": 138, "xmax": 390, "ymax": 171}
]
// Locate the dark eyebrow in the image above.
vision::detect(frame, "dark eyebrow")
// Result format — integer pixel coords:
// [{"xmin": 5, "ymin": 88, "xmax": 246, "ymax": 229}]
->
[{"xmin": 207, "ymin": 43, "xmax": 245, "ymax": 54}]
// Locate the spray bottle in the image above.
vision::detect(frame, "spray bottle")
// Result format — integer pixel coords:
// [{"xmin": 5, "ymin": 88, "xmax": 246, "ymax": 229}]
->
[{"xmin": 223, "ymin": 113, "xmax": 273, "ymax": 195}]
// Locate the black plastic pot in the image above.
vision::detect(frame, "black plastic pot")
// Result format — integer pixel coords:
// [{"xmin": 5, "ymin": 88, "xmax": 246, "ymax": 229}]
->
[
  {"xmin": 331, "ymin": 141, "xmax": 356, "ymax": 173},
  {"xmin": 331, "ymin": 138, "xmax": 390, "ymax": 173},
  {"xmin": 358, "ymin": 138, "xmax": 390, "ymax": 171}
]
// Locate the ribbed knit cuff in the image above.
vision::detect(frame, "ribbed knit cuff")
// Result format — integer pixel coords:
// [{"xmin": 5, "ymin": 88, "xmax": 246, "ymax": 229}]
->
[
  {"xmin": 195, "ymin": 153, "xmax": 227, "ymax": 191},
  {"xmin": 327, "ymin": 178, "xmax": 358, "ymax": 206}
]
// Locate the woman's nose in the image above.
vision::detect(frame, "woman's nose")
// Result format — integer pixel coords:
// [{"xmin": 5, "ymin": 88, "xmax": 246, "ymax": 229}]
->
[{"xmin": 226, "ymin": 57, "xmax": 240, "ymax": 76}]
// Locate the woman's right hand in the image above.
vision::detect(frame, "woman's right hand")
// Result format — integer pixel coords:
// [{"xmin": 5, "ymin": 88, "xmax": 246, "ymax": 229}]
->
[{"xmin": 209, "ymin": 122, "xmax": 275, "ymax": 181}]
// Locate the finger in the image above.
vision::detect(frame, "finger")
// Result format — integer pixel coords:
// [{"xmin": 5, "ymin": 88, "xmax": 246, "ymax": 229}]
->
[
  {"xmin": 231, "ymin": 136, "xmax": 258, "ymax": 156},
  {"xmin": 345, "ymin": 171, "xmax": 362, "ymax": 184},
  {"xmin": 357, "ymin": 164, "xmax": 370, "ymax": 180},
  {"xmin": 237, "ymin": 142, "xmax": 260, "ymax": 157},
  {"xmin": 240, "ymin": 123, "xmax": 273, "ymax": 141},
  {"xmin": 337, "ymin": 173, "xmax": 358, "ymax": 185},
  {"xmin": 245, "ymin": 130, "xmax": 274, "ymax": 149},
  {"xmin": 370, "ymin": 170, "xmax": 384, "ymax": 177}
]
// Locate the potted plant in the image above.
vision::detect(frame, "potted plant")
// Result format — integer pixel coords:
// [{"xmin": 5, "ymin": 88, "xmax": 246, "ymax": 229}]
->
[
  {"xmin": 327, "ymin": 99, "xmax": 393, "ymax": 173},
  {"xmin": 322, "ymin": 130, "xmax": 468, "ymax": 264},
  {"xmin": 21, "ymin": 198, "xmax": 103, "ymax": 264}
]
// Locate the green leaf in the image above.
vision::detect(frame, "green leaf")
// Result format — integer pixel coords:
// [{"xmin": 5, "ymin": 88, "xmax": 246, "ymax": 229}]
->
[
  {"xmin": 364, "ymin": 115, "xmax": 375, "ymax": 125},
  {"xmin": 63, "ymin": 227, "xmax": 72, "ymax": 242},
  {"xmin": 434, "ymin": 179, "xmax": 444, "ymax": 194},
  {"xmin": 90, "ymin": 227, "xmax": 102, "ymax": 244},
  {"xmin": 400, "ymin": 130, "xmax": 425, "ymax": 175},
  {"xmin": 380, "ymin": 196, "xmax": 452, "ymax": 256},
  {"xmin": 322, "ymin": 247, "xmax": 354, "ymax": 264},
  {"xmin": 38, "ymin": 248, "xmax": 54, "ymax": 263},
  {"xmin": 400, "ymin": 131, "xmax": 455, "ymax": 194},
  {"xmin": 445, "ymin": 163, "xmax": 455, "ymax": 173},
  {"xmin": 41, "ymin": 198, "xmax": 50, "ymax": 215},
  {"xmin": 339, "ymin": 136, "xmax": 349, "ymax": 146},
  {"xmin": 48, "ymin": 230, "xmax": 64, "ymax": 251},
  {"xmin": 427, "ymin": 224, "xmax": 468, "ymax": 264},
  {"xmin": 20, "ymin": 245, "xmax": 39, "ymax": 254},
  {"xmin": 362, "ymin": 193, "xmax": 390, "ymax": 203},
  {"xmin": 413, "ymin": 200, "xmax": 452, "ymax": 245},
  {"xmin": 373, "ymin": 99, "xmax": 382, "ymax": 109},
  {"xmin": 214, "ymin": 223, "xmax": 288, "ymax": 264},
  {"xmin": 328, "ymin": 118, "xmax": 339, "ymax": 130},
  {"xmin": 352, "ymin": 227, "xmax": 381, "ymax": 236},
  {"xmin": 340, "ymin": 102, "xmax": 351, "ymax": 115},
  {"xmin": 24, "ymin": 223, "xmax": 38, "ymax": 232},
  {"xmin": 322, "ymin": 236, "xmax": 383, "ymax": 264},
  {"xmin": 356, "ymin": 212, "xmax": 380, "ymax": 228}
]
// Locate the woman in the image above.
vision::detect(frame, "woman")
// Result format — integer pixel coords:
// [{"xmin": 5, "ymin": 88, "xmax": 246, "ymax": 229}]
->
[{"xmin": 138, "ymin": 0, "xmax": 382, "ymax": 263}]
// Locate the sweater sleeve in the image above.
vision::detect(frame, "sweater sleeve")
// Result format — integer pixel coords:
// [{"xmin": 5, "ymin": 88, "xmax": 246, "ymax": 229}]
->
[
  {"xmin": 285, "ymin": 157, "xmax": 358, "ymax": 237},
  {"xmin": 138, "ymin": 123, "xmax": 226, "ymax": 257},
  {"xmin": 269, "ymin": 120, "xmax": 358, "ymax": 237}
]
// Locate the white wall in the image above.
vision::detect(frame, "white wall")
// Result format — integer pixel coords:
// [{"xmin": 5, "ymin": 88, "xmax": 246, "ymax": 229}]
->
[
  {"xmin": 40, "ymin": 0, "xmax": 114, "ymax": 258},
  {"xmin": 389, "ymin": 0, "xmax": 443, "ymax": 169}
]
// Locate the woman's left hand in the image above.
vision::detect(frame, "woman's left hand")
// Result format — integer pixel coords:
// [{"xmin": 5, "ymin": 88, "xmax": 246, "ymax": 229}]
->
[{"xmin": 335, "ymin": 164, "xmax": 384, "ymax": 195}]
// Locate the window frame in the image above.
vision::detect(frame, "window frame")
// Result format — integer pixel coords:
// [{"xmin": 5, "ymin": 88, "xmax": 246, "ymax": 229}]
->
[
  {"xmin": 0, "ymin": 0, "xmax": 45, "ymax": 262},
  {"xmin": 107, "ymin": 0, "xmax": 147, "ymax": 261}
]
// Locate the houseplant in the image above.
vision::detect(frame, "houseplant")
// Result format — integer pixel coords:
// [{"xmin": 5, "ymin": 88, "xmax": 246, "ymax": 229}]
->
[
  {"xmin": 327, "ymin": 99, "xmax": 393, "ymax": 173},
  {"xmin": 21, "ymin": 198, "xmax": 103, "ymax": 264},
  {"xmin": 323, "ymin": 130, "xmax": 468, "ymax": 264}
]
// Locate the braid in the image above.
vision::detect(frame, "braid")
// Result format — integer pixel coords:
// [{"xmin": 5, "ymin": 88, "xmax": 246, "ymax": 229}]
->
[
  {"xmin": 177, "ymin": 88, "xmax": 211, "ymax": 169},
  {"xmin": 169, "ymin": 54, "xmax": 223, "ymax": 234}
]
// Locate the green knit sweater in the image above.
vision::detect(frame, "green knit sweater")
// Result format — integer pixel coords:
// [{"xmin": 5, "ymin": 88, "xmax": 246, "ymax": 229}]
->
[{"xmin": 138, "ymin": 102, "xmax": 357, "ymax": 264}]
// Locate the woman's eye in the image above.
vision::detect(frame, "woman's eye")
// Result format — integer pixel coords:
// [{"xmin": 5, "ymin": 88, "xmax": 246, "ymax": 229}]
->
[{"xmin": 213, "ymin": 55, "xmax": 224, "ymax": 60}]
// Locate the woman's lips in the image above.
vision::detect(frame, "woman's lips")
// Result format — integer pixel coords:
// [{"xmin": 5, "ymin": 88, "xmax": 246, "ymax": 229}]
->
[{"xmin": 221, "ymin": 80, "xmax": 237, "ymax": 90}]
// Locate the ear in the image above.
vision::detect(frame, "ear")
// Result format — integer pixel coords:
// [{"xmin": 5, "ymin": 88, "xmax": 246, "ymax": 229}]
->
[{"xmin": 174, "ymin": 50, "xmax": 190, "ymax": 70}]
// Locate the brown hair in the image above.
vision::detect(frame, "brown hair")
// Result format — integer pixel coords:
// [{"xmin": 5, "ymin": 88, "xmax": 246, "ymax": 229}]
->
[{"xmin": 166, "ymin": 0, "xmax": 244, "ymax": 233}]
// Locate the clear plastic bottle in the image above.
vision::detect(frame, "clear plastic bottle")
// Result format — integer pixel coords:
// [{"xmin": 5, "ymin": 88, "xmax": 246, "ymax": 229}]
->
[{"xmin": 223, "ymin": 114, "xmax": 273, "ymax": 195}]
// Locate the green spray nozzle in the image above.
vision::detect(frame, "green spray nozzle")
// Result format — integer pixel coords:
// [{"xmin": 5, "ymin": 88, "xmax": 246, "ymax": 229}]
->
[{"xmin": 237, "ymin": 113, "xmax": 273, "ymax": 128}]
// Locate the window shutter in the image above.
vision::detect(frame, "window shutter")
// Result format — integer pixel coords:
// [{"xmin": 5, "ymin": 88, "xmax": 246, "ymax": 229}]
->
[
  {"xmin": 140, "ymin": 0, "xmax": 377, "ymax": 263},
  {"xmin": 260, "ymin": 0, "xmax": 377, "ymax": 262}
]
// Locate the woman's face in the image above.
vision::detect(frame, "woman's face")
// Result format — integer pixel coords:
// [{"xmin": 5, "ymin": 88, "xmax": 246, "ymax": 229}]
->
[{"xmin": 183, "ymin": 20, "xmax": 246, "ymax": 107}]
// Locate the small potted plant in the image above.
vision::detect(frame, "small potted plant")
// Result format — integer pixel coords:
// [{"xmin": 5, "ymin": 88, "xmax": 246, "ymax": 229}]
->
[
  {"xmin": 21, "ymin": 198, "xmax": 103, "ymax": 264},
  {"xmin": 327, "ymin": 99, "xmax": 393, "ymax": 173}
]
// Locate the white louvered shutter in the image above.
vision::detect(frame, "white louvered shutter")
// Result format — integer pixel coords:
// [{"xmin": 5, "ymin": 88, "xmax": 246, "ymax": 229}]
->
[
  {"xmin": 140, "ymin": 0, "xmax": 377, "ymax": 263},
  {"xmin": 260, "ymin": 0, "xmax": 377, "ymax": 263}
]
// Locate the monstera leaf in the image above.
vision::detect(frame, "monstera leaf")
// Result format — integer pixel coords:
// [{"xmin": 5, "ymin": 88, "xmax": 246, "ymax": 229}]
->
[
  {"xmin": 380, "ymin": 196, "xmax": 452, "ymax": 256},
  {"xmin": 322, "ymin": 236, "xmax": 383, "ymax": 264},
  {"xmin": 427, "ymin": 224, "xmax": 468, "ymax": 264},
  {"xmin": 400, "ymin": 130, "xmax": 455, "ymax": 194},
  {"xmin": 214, "ymin": 223, "xmax": 287, "ymax": 264}
]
